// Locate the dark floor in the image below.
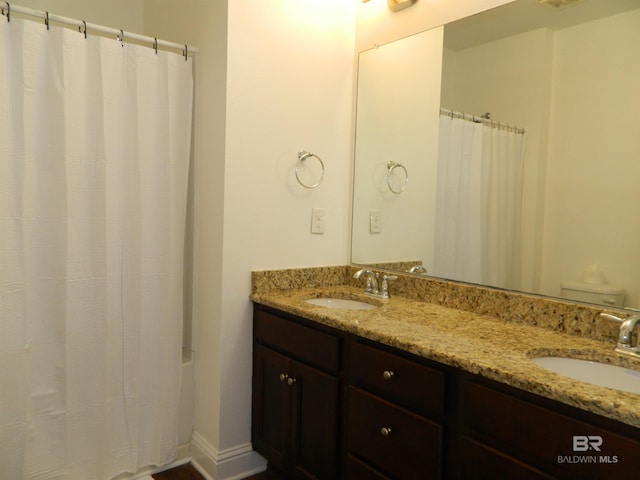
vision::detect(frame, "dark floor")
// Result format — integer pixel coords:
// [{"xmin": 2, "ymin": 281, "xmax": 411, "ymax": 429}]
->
[{"xmin": 152, "ymin": 463, "xmax": 285, "ymax": 480}]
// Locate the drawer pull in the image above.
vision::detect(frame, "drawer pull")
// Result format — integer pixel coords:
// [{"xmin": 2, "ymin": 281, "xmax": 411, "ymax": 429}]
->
[
  {"xmin": 279, "ymin": 373, "xmax": 289, "ymax": 382},
  {"xmin": 287, "ymin": 377, "xmax": 297, "ymax": 386},
  {"xmin": 380, "ymin": 427, "xmax": 392, "ymax": 437},
  {"xmin": 382, "ymin": 370, "xmax": 395, "ymax": 381}
]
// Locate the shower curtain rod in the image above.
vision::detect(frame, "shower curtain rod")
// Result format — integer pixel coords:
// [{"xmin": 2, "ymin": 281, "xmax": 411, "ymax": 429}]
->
[
  {"xmin": 0, "ymin": 2, "xmax": 198, "ymax": 56},
  {"xmin": 440, "ymin": 108, "xmax": 525, "ymax": 134}
]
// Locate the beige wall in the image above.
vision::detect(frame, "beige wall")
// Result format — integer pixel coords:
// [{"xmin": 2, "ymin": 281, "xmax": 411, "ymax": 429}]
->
[
  {"xmin": 219, "ymin": 0, "xmax": 356, "ymax": 461},
  {"xmin": 541, "ymin": 8, "xmax": 640, "ymax": 304}
]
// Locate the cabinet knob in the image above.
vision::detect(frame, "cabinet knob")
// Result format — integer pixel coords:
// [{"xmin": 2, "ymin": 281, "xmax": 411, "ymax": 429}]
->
[
  {"xmin": 382, "ymin": 370, "xmax": 395, "ymax": 381},
  {"xmin": 380, "ymin": 427, "xmax": 392, "ymax": 437},
  {"xmin": 279, "ymin": 373, "xmax": 289, "ymax": 382},
  {"xmin": 287, "ymin": 377, "xmax": 297, "ymax": 386}
]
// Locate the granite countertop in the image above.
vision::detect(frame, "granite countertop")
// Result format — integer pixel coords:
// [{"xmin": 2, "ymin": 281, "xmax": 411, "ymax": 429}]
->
[{"xmin": 251, "ymin": 284, "xmax": 640, "ymax": 429}]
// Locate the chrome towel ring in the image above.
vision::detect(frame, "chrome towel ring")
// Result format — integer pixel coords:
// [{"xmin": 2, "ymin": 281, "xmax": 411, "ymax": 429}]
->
[
  {"xmin": 387, "ymin": 161, "xmax": 408, "ymax": 194},
  {"xmin": 295, "ymin": 150, "xmax": 325, "ymax": 189}
]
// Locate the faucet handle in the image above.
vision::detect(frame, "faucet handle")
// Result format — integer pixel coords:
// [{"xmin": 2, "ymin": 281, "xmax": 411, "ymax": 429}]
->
[{"xmin": 381, "ymin": 275, "xmax": 398, "ymax": 298}]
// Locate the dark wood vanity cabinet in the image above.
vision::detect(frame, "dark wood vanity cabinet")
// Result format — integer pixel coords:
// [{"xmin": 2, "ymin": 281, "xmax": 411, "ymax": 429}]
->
[
  {"xmin": 252, "ymin": 307, "xmax": 341, "ymax": 479},
  {"xmin": 252, "ymin": 305, "xmax": 640, "ymax": 480},
  {"xmin": 456, "ymin": 375, "xmax": 640, "ymax": 480},
  {"xmin": 345, "ymin": 341, "xmax": 446, "ymax": 479}
]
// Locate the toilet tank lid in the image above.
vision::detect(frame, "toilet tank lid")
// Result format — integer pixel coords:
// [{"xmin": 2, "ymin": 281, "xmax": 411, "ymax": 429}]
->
[{"xmin": 561, "ymin": 281, "xmax": 624, "ymax": 295}]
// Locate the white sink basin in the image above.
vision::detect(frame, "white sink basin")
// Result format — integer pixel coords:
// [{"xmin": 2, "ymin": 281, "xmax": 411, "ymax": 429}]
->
[
  {"xmin": 304, "ymin": 297, "xmax": 377, "ymax": 311},
  {"xmin": 532, "ymin": 356, "xmax": 640, "ymax": 394}
]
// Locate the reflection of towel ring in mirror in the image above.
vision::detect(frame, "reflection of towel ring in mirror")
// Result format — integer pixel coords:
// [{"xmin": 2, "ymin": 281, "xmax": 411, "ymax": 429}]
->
[
  {"xmin": 387, "ymin": 161, "xmax": 408, "ymax": 194},
  {"xmin": 295, "ymin": 150, "xmax": 325, "ymax": 189}
]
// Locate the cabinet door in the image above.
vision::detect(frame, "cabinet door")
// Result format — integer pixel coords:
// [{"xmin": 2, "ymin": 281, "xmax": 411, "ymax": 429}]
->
[
  {"xmin": 290, "ymin": 360, "xmax": 339, "ymax": 480},
  {"xmin": 252, "ymin": 345, "xmax": 292, "ymax": 472}
]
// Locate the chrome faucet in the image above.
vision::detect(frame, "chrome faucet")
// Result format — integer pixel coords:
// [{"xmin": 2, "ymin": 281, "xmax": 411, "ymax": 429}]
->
[
  {"xmin": 353, "ymin": 269, "xmax": 397, "ymax": 299},
  {"xmin": 600, "ymin": 313, "xmax": 640, "ymax": 357},
  {"xmin": 616, "ymin": 315, "xmax": 640, "ymax": 356},
  {"xmin": 408, "ymin": 265, "xmax": 427, "ymax": 274},
  {"xmin": 353, "ymin": 269, "xmax": 378, "ymax": 295}
]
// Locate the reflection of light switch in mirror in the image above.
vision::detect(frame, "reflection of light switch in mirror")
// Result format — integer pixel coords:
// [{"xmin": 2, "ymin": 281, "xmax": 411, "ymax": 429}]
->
[{"xmin": 369, "ymin": 210, "xmax": 382, "ymax": 234}]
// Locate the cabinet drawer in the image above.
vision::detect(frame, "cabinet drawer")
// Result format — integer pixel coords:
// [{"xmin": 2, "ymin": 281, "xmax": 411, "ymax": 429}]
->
[
  {"xmin": 347, "ymin": 386, "xmax": 442, "ymax": 480},
  {"xmin": 255, "ymin": 309, "xmax": 340, "ymax": 371},
  {"xmin": 463, "ymin": 379, "xmax": 640, "ymax": 479},
  {"xmin": 459, "ymin": 438, "xmax": 555, "ymax": 480},
  {"xmin": 349, "ymin": 341, "xmax": 445, "ymax": 417},
  {"xmin": 346, "ymin": 454, "xmax": 392, "ymax": 480}
]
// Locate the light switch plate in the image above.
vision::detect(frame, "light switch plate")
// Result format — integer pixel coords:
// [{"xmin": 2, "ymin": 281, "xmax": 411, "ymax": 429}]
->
[
  {"xmin": 311, "ymin": 208, "xmax": 325, "ymax": 234},
  {"xmin": 369, "ymin": 210, "xmax": 382, "ymax": 234}
]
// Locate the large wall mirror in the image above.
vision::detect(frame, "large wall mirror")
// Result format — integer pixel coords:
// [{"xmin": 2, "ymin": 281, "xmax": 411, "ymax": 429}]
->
[{"xmin": 351, "ymin": 0, "xmax": 640, "ymax": 309}]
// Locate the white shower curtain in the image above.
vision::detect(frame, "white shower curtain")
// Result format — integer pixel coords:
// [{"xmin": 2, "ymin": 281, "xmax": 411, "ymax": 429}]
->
[
  {"xmin": 433, "ymin": 115, "xmax": 524, "ymax": 290},
  {"xmin": 480, "ymin": 123, "xmax": 525, "ymax": 290},
  {"xmin": 0, "ymin": 16, "xmax": 193, "ymax": 480},
  {"xmin": 433, "ymin": 116, "xmax": 484, "ymax": 284}
]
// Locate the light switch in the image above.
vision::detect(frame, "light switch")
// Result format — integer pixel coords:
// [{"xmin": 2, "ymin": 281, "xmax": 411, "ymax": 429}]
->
[
  {"xmin": 311, "ymin": 208, "xmax": 325, "ymax": 234},
  {"xmin": 369, "ymin": 210, "xmax": 382, "ymax": 234}
]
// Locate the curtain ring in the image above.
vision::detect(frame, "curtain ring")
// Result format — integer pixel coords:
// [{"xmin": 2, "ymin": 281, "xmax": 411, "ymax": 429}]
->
[
  {"xmin": 4, "ymin": 2, "xmax": 10, "ymax": 22},
  {"xmin": 295, "ymin": 150, "xmax": 325, "ymax": 189},
  {"xmin": 183, "ymin": 44, "xmax": 188, "ymax": 61},
  {"xmin": 118, "ymin": 29, "xmax": 124, "ymax": 46},
  {"xmin": 45, "ymin": 11, "xmax": 49, "ymax": 30},
  {"xmin": 153, "ymin": 37, "xmax": 158, "ymax": 54},
  {"xmin": 80, "ymin": 20, "xmax": 87, "ymax": 39},
  {"xmin": 387, "ymin": 161, "xmax": 408, "ymax": 194}
]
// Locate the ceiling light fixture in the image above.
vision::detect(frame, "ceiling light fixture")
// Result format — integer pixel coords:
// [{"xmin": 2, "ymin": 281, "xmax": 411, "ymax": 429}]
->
[
  {"xmin": 538, "ymin": 0, "xmax": 584, "ymax": 9},
  {"xmin": 388, "ymin": 0, "xmax": 418, "ymax": 12}
]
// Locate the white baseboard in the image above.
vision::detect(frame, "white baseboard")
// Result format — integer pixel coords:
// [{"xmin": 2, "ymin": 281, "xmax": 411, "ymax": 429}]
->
[{"xmin": 191, "ymin": 431, "xmax": 267, "ymax": 480}]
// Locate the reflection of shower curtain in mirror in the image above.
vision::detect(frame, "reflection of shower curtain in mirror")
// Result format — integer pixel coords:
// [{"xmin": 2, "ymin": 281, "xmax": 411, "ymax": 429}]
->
[
  {"xmin": 0, "ymin": 17, "xmax": 193, "ymax": 480},
  {"xmin": 433, "ymin": 115, "xmax": 524, "ymax": 290}
]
